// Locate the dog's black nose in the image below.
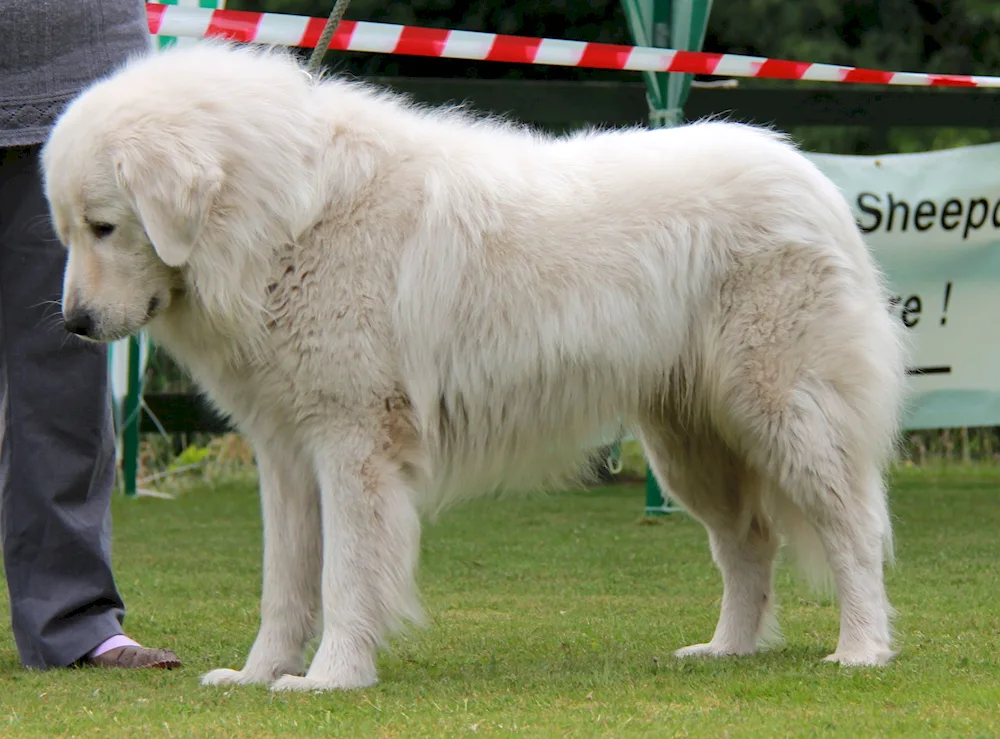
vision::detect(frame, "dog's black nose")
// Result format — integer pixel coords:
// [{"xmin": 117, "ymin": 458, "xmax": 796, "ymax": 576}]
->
[{"xmin": 64, "ymin": 312, "xmax": 94, "ymax": 338}]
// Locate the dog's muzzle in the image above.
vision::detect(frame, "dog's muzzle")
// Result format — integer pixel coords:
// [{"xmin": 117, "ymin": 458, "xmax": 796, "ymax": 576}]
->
[{"xmin": 63, "ymin": 310, "xmax": 95, "ymax": 338}]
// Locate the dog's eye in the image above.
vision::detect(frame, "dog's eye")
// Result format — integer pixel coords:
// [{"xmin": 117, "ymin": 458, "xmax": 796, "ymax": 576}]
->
[{"xmin": 89, "ymin": 222, "xmax": 116, "ymax": 239}]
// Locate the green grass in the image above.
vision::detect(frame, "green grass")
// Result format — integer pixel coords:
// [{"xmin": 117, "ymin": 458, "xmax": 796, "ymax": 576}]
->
[{"xmin": 1, "ymin": 467, "xmax": 999, "ymax": 737}]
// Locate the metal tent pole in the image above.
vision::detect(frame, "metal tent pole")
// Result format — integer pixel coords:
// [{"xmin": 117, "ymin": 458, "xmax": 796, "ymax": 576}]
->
[
  {"xmin": 122, "ymin": 334, "xmax": 143, "ymax": 498},
  {"xmin": 620, "ymin": 0, "xmax": 713, "ymax": 515}
]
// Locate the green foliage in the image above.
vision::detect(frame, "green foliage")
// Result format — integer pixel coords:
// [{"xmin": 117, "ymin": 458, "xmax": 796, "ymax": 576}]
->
[
  {"xmin": 708, "ymin": 0, "xmax": 1000, "ymax": 75},
  {"xmin": 216, "ymin": 1, "xmax": 1000, "ymax": 155},
  {"xmin": 171, "ymin": 443, "xmax": 214, "ymax": 470}
]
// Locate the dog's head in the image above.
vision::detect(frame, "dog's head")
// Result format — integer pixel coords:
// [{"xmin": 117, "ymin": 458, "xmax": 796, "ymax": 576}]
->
[
  {"xmin": 42, "ymin": 42, "xmax": 323, "ymax": 343},
  {"xmin": 44, "ymin": 115, "xmax": 221, "ymax": 342}
]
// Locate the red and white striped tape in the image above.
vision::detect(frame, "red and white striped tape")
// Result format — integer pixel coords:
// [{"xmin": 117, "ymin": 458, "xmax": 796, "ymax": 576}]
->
[{"xmin": 146, "ymin": 2, "xmax": 1000, "ymax": 89}]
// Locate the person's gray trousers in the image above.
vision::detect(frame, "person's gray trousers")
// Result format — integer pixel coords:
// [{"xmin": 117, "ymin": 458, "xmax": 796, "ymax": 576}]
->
[{"xmin": 0, "ymin": 144, "xmax": 125, "ymax": 668}]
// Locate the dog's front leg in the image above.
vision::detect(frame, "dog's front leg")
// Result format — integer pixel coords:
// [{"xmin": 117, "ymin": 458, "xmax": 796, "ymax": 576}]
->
[
  {"xmin": 203, "ymin": 444, "xmax": 322, "ymax": 687},
  {"xmin": 270, "ymin": 426, "xmax": 422, "ymax": 692}
]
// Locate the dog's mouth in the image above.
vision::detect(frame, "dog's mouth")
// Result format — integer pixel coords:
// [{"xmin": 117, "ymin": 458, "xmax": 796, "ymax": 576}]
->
[
  {"xmin": 72, "ymin": 323, "xmax": 137, "ymax": 345},
  {"xmin": 146, "ymin": 287, "xmax": 183, "ymax": 321}
]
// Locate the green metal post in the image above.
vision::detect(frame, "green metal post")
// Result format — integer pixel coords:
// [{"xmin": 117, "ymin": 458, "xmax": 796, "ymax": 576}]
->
[
  {"xmin": 621, "ymin": 0, "xmax": 713, "ymax": 515},
  {"xmin": 122, "ymin": 334, "xmax": 142, "ymax": 498}
]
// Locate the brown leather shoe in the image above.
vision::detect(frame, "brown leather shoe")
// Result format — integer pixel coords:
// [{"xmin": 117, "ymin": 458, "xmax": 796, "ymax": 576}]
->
[{"xmin": 86, "ymin": 646, "xmax": 181, "ymax": 669}]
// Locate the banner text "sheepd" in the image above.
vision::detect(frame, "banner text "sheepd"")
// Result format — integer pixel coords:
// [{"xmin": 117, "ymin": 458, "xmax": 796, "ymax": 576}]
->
[{"xmin": 856, "ymin": 193, "xmax": 1000, "ymax": 240}]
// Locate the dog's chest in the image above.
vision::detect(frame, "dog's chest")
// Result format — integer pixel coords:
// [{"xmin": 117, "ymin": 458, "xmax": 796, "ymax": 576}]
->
[
  {"xmin": 158, "ymin": 236, "xmax": 401, "ymax": 437},
  {"xmin": 252, "ymin": 243, "xmax": 398, "ymax": 409}
]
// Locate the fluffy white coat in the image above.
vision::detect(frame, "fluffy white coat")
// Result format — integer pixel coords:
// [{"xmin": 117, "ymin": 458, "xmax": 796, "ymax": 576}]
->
[{"xmin": 41, "ymin": 42, "xmax": 908, "ymax": 691}]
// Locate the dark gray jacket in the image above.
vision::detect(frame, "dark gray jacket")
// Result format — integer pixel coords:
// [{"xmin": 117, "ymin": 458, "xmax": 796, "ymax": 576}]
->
[{"xmin": 0, "ymin": 0, "xmax": 151, "ymax": 146}]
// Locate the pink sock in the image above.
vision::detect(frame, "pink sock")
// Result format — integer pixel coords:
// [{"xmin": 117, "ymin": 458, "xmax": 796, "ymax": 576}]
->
[{"xmin": 87, "ymin": 634, "xmax": 141, "ymax": 659}]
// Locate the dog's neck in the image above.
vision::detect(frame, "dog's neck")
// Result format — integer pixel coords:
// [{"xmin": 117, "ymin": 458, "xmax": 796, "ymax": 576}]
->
[{"xmin": 149, "ymin": 252, "xmax": 274, "ymax": 380}]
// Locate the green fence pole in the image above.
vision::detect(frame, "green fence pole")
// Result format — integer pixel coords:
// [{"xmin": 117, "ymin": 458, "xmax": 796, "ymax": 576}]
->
[
  {"xmin": 622, "ymin": 0, "xmax": 713, "ymax": 515},
  {"xmin": 122, "ymin": 334, "xmax": 142, "ymax": 498}
]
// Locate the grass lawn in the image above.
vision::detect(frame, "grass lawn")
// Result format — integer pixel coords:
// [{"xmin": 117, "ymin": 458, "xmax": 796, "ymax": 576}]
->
[{"xmin": 1, "ymin": 466, "xmax": 998, "ymax": 737}]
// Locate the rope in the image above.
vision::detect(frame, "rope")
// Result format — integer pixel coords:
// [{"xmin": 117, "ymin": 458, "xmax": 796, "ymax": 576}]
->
[
  {"xmin": 606, "ymin": 445, "xmax": 624, "ymax": 475},
  {"xmin": 307, "ymin": 0, "xmax": 354, "ymax": 73}
]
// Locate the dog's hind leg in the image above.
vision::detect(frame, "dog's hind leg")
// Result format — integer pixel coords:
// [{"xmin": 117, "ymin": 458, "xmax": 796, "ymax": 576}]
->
[
  {"xmin": 708, "ymin": 247, "xmax": 900, "ymax": 666},
  {"xmin": 202, "ymin": 442, "xmax": 322, "ymax": 686},
  {"xmin": 638, "ymin": 420, "xmax": 781, "ymax": 658},
  {"xmin": 814, "ymin": 473, "xmax": 895, "ymax": 667},
  {"xmin": 720, "ymin": 344, "xmax": 896, "ymax": 666},
  {"xmin": 745, "ymin": 394, "xmax": 896, "ymax": 666},
  {"xmin": 270, "ymin": 419, "xmax": 422, "ymax": 692}
]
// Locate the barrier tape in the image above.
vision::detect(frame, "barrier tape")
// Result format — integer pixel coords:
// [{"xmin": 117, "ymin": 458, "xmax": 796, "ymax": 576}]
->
[{"xmin": 146, "ymin": 3, "xmax": 1000, "ymax": 89}]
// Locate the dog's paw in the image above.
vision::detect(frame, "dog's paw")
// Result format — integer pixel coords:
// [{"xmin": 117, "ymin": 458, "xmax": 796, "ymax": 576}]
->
[
  {"xmin": 823, "ymin": 648, "xmax": 896, "ymax": 667},
  {"xmin": 270, "ymin": 673, "xmax": 378, "ymax": 693},
  {"xmin": 201, "ymin": 667, "xmax": 279, "ymax": 686},
  {"xmin": 674, "ymin": 642, "xmax": 755, "ymax": 659}
]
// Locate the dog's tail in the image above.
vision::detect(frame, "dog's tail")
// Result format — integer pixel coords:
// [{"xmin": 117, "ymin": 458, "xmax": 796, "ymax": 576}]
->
[
  {"xmin": 770, "ymin": 467, "xmax": 894, "ymax": 598},
  {"xmin": 772, "ymin": 492, "xmax": 836, "ymax": 595}
]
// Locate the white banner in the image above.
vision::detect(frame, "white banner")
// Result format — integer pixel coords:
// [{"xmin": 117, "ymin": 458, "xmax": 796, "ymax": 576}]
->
[{"xmin": 808, "ymin": 142, "xmax": 1000, "ymax": 430}]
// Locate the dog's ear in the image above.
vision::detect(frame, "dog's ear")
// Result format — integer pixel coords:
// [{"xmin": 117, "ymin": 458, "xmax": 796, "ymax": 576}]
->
[{"xmin": 112, "ymin": 139, "xmax": 223, "ymax": 267}]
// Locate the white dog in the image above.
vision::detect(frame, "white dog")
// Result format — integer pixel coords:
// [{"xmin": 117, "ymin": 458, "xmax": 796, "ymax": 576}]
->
[{"xmin": 42, "ymin": 42, "xmax": 907, "ymax": 691}]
